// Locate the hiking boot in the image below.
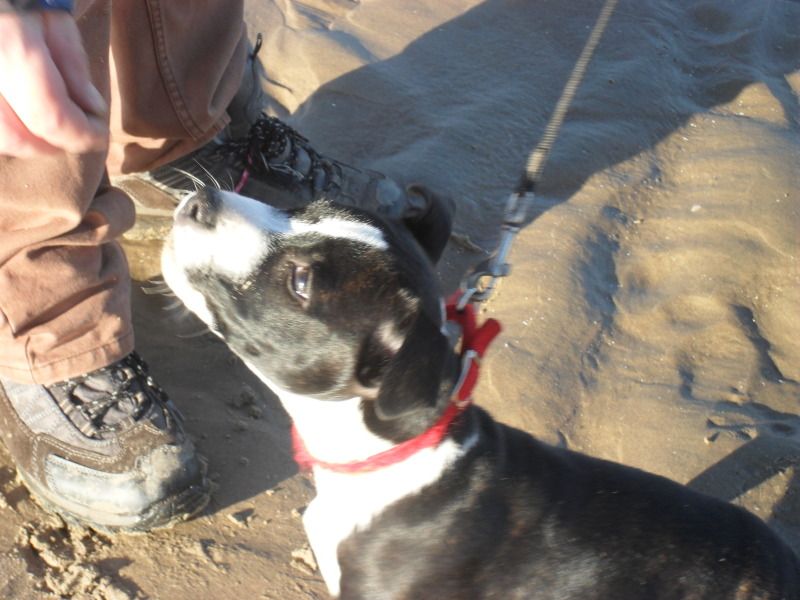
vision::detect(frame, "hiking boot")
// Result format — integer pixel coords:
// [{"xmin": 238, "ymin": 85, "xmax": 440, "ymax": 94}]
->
[
  {"xmin": 113, "ymin": 35, "xmax": 430, "ymax": 224},
  {"xmin": 0, "ymin": 352, "xmax": 209, "ymax": 532}
]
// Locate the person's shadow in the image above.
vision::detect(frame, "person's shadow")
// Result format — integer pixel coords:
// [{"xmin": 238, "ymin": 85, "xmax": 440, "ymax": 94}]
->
[
  {"xmin": 145, "ymin": 0, "xmax": 800, "ymax": 516},
  {"xmin": 274, "ymin": 0, "xmax": 799, "ymax": 288}
]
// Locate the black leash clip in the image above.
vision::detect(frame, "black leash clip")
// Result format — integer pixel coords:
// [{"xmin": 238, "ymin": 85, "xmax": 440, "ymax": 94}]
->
[{"xmin": 457, "ymin": 191, "xmax": 532, "ymax": 309}]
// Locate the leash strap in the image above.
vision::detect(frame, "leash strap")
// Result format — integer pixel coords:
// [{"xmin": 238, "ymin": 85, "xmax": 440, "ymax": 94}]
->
[
  {"xmin": 517, "ymin": 0, "xmax": 619, "ymax": 195},
  {"xmin": 461, "ymin": 0, "xmax": 619, "ymax": 306}
]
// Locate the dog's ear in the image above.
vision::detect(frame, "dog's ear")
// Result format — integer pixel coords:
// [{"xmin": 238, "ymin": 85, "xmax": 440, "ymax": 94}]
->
[
  {"xmin": 402, "ymin": 185, "xmax": 454, "ymax": 265},
  {"xmin": 372, "ymin": 310, "xmax": 450, "ymax": 420}
]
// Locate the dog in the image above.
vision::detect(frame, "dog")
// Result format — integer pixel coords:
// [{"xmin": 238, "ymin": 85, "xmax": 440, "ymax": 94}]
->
[{"xmin": 162, "ymin": 187, "xmax": 799, "ymax": 599}]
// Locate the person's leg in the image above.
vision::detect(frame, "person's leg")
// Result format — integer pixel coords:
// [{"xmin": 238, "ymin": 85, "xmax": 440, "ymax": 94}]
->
[
  {"xmin": 0, "ymin": 1, "xmax": 132, "ymax": 385},
  {"xmin": 0, "ymin": 0, "xmax": 212, "ymax": 531},
  {"xmin": 109, "ymin": 1, "xmax": 425, "ymax": 221},
  {"xmin": 106, "ymin": 0, "xmax": 248, "ymax": 175}
]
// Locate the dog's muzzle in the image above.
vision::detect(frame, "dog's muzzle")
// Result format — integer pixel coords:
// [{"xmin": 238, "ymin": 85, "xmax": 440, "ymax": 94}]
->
[{"xmin": 175, "ymin": 188, "xmax": 221, "ymax": 229}]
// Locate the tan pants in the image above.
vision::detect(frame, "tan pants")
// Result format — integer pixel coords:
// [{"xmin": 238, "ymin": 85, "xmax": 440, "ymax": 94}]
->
[{"xmin": 0, "ymin": 0, "xmax": 247, "ymax": 384}]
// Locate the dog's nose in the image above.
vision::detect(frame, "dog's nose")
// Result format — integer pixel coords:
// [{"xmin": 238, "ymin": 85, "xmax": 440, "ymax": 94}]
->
[{"xmin": 176, "ymin": 188, "xmax": 219, "ymax": 228}]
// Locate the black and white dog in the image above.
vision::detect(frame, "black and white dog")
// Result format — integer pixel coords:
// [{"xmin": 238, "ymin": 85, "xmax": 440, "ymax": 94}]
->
[{"xmin": 162, "ymin": 188, "xmax": 799, "ymax": 599}]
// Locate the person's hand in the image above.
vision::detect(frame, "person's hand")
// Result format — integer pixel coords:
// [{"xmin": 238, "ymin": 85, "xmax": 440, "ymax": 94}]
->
[{"xmin": 0, "ymin": 10, "xmax": 108, "ymax": 158}]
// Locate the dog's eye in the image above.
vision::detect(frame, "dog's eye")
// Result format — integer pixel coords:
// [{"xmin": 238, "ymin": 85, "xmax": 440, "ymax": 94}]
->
[{"xmin": 289, "ymin": 264, "xmax": 311, "ymax": 305}]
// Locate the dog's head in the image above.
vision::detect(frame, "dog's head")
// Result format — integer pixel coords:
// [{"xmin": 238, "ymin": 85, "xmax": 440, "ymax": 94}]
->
[{"xmin": 162, "ymin": 188, "xmax": 456, "ymax": 435}]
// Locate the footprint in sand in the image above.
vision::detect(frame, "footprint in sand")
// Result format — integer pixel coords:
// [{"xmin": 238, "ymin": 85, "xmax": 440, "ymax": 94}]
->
[{"xmin": 706, "ymin": 399, "xmax": 800, "ymax": 444}]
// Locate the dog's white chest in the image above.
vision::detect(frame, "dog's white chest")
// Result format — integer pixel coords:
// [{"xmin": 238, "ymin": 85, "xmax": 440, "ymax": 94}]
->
[{"xmin": 303, "ymin": 440, "xmax": 465, "ymax": 598}]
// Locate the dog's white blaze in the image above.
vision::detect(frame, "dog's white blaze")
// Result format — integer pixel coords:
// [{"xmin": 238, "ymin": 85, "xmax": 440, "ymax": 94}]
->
[
  {"xmin": 247, "ymin": 368, "xmax": 475, "ymax": 598},
  {"xmin": 170, "ymin": 191, "xmax": 386, "ymax": 282},
  {"xmin": 290, "ymin": 218, "xmax": 387, "ymax": 251}
]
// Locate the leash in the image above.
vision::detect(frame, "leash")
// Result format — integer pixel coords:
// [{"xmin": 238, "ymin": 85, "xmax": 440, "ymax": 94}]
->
[
  {"xmin": 292, "ymin": 294, "xmax": 501, "ymax": 473},
  {"xmin": 458, "ymin": 0, "xmax": 619, "ymax": 309}
]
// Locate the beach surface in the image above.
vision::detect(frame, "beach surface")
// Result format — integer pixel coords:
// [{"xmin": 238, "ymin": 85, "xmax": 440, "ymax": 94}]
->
[{"xmin": 1, "ymin": 0, "xmax": 798, "ymax": 597}]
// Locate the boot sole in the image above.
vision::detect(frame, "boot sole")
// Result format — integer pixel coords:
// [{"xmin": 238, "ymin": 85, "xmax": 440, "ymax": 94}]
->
[{"xmin": 17, "ymin": 466, "xmax": 210, "ymax": 534}]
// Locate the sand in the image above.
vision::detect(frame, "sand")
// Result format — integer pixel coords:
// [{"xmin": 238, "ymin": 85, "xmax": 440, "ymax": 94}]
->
[{"xmin": 1, "ymin": 0, "xmax": 798, "ymax": 597}]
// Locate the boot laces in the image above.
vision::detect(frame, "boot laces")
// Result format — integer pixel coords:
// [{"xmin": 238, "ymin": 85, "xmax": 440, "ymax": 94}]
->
[
  {"xmin": 49, "ymin": 352, "xmax": 175, "ymax": 439},
  {"xmin": 216, "ymin": 115, "xmax": 339, "ymax": 191}
]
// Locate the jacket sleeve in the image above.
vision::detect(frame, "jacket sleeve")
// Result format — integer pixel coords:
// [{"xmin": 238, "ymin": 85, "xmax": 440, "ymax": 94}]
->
[{"xmin": 0, "ymin": 0, "xmax": 73, "ymax": 11}]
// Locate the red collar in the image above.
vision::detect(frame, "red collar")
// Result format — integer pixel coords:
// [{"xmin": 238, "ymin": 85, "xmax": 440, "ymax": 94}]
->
[{"xmin": 292, "ymin": 293, "xmax": 501, "ymax": 473}]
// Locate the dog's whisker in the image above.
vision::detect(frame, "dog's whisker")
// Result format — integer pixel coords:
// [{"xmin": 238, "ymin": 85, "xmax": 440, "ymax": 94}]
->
[
  {"xmin": 166, "ymin": 309, "xmax": 194, "ymax": 322},
  {"xmin": 160, "ymin": 298, "xmax": 186, "ymax": 311},
  {"xmin": 194, "ymin": 160, "xmax": 223, "ymax": 191},
  {"xmin": 141, "ymin": 283, "xmax": 172, "ymax": 295},
  {"xmin": 173, "ymin": 167, "xmax": 207, "ymax": 191},
  {"xmin": 176, "ymin": 328, "xmax": 212, "ymax": 339}
]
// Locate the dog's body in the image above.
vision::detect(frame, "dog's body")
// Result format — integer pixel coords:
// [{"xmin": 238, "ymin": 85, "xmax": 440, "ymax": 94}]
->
[{"xmin": 163, "ymin": 189, "xmax": 799, "ymax": 599}]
